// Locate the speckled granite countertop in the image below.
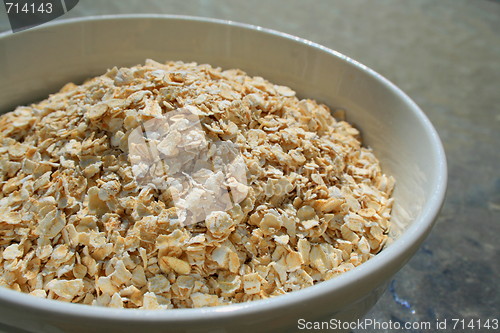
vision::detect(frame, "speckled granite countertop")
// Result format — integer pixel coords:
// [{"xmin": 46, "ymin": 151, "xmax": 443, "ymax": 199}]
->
[{"xmin": 0, "ymin": 1, "xmax": 498, "ymax": 332}]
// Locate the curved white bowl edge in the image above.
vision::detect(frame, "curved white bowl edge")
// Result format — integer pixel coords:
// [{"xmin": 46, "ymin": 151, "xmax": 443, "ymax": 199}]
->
[{"xmin": 0, "ymin": 14, "xmax": 447, "ymax": 329}]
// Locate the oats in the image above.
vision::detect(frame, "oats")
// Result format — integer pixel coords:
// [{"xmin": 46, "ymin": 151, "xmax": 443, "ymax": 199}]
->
[
  {"xmin": 148, "ymin": 275, "xmax": 171, "ymax": 294},
  {"xmin": 274, "ymin": 234, "xmax": 289, "ymax": 245},
  {"xmin": 131, "ymin": 266, "xmax": 147, "ymax": 287},
  {"xmin": 344, "ymin": 213, "xmax": 365, "ymax": 232},
  {"xmin": 205, "ymin": 211, "xmax": 234, "ymax": 238},
  {"xmin": 160, "ymin": 256, "xmax": 191, "ymax": 275},
  {"xmin": 2, "ymin": 244, "xmax": 23, "ymax": 260},
  {"xmin": 141, "ymin": 292, "xmax": 162, "ymax": 310},
  {"xmin": 285, "ymin": 251, "xmax": 303, "ymax": 272},
  {"xmin": 33, "ymin": 171, "xmax": 51, "ymax": 191},
  {"xmin": 0, "ymin": 59, "xmax": 393, "ymax": 309},
  {"xmin": 87, "ymin": 186, "xmax": 107, "ymax": 216},
  {"xmin": 218, "ymin": 272, "xmax": 241, "ymax": 296},
  {"xmin": 111, "ymin": 260, "xmax": 133, "ymax": 286},
  {"xmin": 96, "ymin": 276, "xmax": 118, "ymax": 295},
  {"xmin": 260, "ymin": 212, "xmax": 283, "ymax": 235},
  {"xmin": 359, "ymin": 207, "xmax": 376, "ymax": 218},
  {"xmin": 242, "ymin": 273, "xmax": 261, "ymax": 295},
  {"xmin": 297, "ymin": 238, "xmax": 311, "ymax": 263},
  {"xmin": 172, "ymin": 275, "xmax": 195, "ymax": 299},
  {"xmin": 301, "ymin": 219, "xmax": 319, "ymax": 230},
  {"xmin": 274, "ymin": 85, "xmax": 296, "ymax": 97},
  {"xmin": 314, "ymin": 198, "xmax": 343, "ymax": 213},
  {"xmin": 340, "ymin": 224, "xmax": 360, "ymax": 243},
  {"xmin": 109, "ymin": 292, "xmax": 124, "ymax": 308},
  {"xmin": 45, "ymin": 279, "xmax": 84, "ymax": 300},
  {"xmin": 30, "ymin": 289, "xmax": 47, "ymax": 298},
  {"xmin": 191, "ymin": 292, "xmax": 219, "ymax": 307},
  {"xmin": 211, "ymin": 244, "xmax": 232, "ymax": 269},
  {"xmin": 36, "ymin": 209, "xmax": 65, "ymax": 239},
  {"xmin": 73, "ymin": 264, "xmax": 87, "ymax": 279},
  {"xmin": 357, "ymin": 236, "xmax": 371, "ymax": 254},
  {"xmin": 86, "ymin": 104, "xmax": 108, "ymax": 121},
  {"xmin": 297, "ymin": 206, "xmax": 316, "ymax": 221}
]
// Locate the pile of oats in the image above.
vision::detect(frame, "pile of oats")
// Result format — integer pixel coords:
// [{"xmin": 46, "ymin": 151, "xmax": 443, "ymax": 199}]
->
[{"xmin": 0, "ymin": 60, "xmax": 394, "ymax": 309}]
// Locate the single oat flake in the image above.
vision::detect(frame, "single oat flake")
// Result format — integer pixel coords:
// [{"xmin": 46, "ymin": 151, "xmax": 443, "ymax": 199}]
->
[{"xmin": 0, "ymin": 60, "xmax": 394, "ymax": 309}]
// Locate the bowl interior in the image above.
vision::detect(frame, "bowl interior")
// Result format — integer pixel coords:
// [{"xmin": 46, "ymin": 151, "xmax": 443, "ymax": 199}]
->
[{"xmin": 0, "ymin": 15, "xmax": 446, "ymax": 323}]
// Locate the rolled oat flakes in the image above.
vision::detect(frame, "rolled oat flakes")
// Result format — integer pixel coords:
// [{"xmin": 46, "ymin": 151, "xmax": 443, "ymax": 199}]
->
[{"xmin": 0, "ymin": 60, "xmax": 394, "ymax": 308}]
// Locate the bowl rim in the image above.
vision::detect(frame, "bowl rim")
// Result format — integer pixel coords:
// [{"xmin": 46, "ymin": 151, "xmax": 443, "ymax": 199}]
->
[{"xmin": 0, "ymin": 14, "xmax": 447, "ymax": 322}]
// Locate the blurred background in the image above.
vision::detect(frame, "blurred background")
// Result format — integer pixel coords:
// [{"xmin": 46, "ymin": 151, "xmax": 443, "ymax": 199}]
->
[{"xmin": 1, "ymin": 1, "xmax": 499, "ymax": 332}]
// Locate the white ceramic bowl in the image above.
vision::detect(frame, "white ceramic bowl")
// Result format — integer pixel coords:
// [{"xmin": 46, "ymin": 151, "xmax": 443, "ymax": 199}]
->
[{"xmin": 0, "ymin": 15, "xmax": 446, "ymax": 333}]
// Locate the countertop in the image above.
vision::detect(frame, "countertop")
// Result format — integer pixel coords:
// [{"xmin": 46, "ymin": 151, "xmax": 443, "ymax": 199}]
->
[{"xmin": 0, "ymin": 1, "xmax": 499, "ymax": 332}]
